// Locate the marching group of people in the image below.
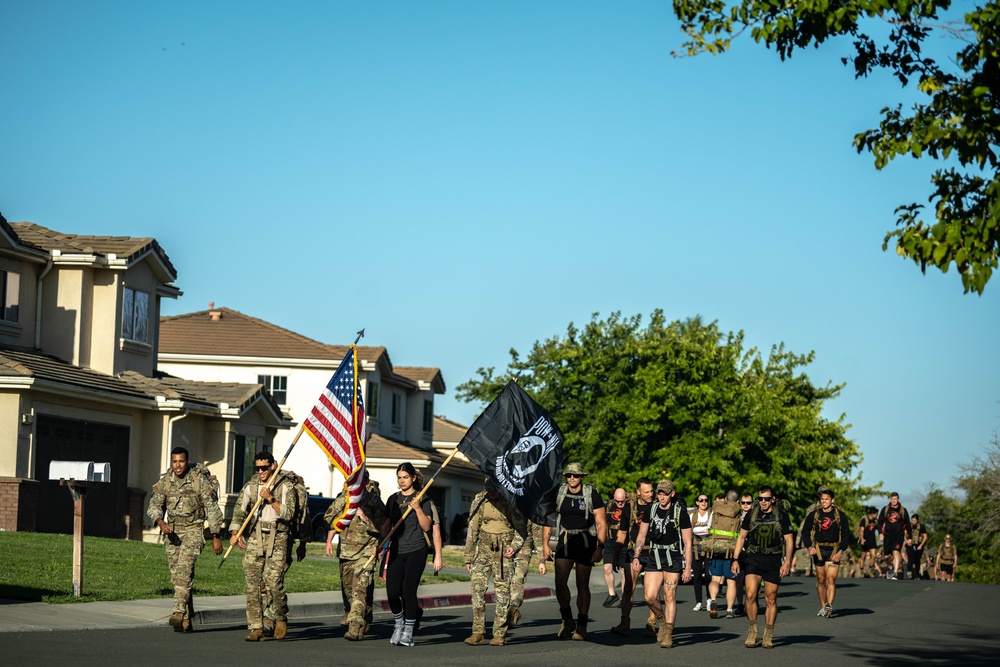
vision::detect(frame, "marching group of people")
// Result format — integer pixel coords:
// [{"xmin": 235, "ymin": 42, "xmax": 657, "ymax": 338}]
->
[{"xmin": 147, "ymin": 449, "xmax": 959, "ymax": 649}]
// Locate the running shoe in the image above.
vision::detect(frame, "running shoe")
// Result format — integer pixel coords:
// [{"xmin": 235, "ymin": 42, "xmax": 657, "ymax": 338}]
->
[
  {"xmin": 709, "ymin": 600, "xmax": 718, "ymax": 618},
  {"xmin": 817, "ymin": 607, "xmax": 826, "ymax": 617},
  {"xmin": 823, "ymin": 603, "xmax": 833, "ymax": 618},
  {"xmin": 603, "ymin": 594, "xmax": 620, "ymax": 608},
  {"xmin": 725, "ymin": 609, "xmax": 736, "ymax": 619},
  {"xmin": 693, "ymin": 602, "xmax": 704, "ymax": 612}
]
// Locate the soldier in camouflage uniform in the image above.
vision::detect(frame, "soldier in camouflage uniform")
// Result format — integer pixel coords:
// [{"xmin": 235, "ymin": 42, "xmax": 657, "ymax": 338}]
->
[
  {"xmin": 229, "ymin": 451, "xmax": 300, "ymax": 642},
  {"xmin": 508, "ymin": 519, "xmax": 546, "ymax": 628},
  {"xmin": 463, "ymin": 480, "xmax": 526, "ymax": 646},
  {"xmin": 324, "ymin": 472, "xmax": 385, "ymax": 641},
  {"xmin": 148, "ymin": 447, "xmax": 225, "ymax": 633}
]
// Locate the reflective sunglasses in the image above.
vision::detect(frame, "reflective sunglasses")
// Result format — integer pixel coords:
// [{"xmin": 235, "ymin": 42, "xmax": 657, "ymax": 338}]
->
[
  {"xmin": 757, "ymin": 496, "xmax": 774, "ymax": 502},
  {"xmin": 565, "ymin": 473, "xmax": 582, "ymax": 479},
  {"xmin": 255, "ymin": 465, "xmax": 271, "ymax": 471}
]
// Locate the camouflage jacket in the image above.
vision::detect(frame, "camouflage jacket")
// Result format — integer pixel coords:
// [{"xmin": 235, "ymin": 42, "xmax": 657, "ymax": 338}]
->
[
  {"xmin": 464, "ymin": 491, "xmax": 526, "ymax": 562},
  {"xmin": 147, "ymin": 467, "xmax": 225, "ymax": 534},
  {"xmin": 516, "ymin": 520, "xmax": 544, "ymax": 560},
  {"xmin": 325, "ymin": 482, "xmax": 385, "ymax": 561},
  {"xmin": 229, "ymin": 471, "xmax": 298, "ymax": 534}
]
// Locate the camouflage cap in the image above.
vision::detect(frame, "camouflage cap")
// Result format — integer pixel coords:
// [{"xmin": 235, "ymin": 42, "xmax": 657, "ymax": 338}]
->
[
  {"xmin": 564, "ymin": 462, "xmax": 587, "ymax": 477},
  {"xmin": 656, "ymin": 479, "xmax": 674, "ymax": 494},
  {"xmin": 817, "ymin": 485, "xmax": 830, "ymax": 496}
]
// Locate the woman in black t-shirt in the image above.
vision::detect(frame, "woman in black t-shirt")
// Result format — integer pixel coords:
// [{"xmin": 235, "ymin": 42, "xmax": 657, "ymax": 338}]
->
[{"xmin": 382, "ymin": 462, "xmax": 432, "ymax": 647}]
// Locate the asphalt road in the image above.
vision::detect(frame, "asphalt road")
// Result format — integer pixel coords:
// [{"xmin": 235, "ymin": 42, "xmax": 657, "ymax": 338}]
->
[{"xmin": 4, "ymin": 577, "xmax": 997, "ymax": 666}]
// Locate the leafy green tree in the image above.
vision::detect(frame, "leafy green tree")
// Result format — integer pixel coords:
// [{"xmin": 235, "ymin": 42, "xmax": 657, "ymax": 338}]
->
[
  {"xmin": 456, "ymin": 310, "xmax": 879, "ymax": 518},
  {"xmin": 672, "ymin": 1, "xmax": 1000, "ymax": 294}
]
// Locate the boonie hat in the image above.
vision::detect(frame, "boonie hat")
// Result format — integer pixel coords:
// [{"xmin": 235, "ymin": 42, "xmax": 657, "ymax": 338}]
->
[{"xmin": 564, "ymin": 462, "xmax": 587, "ymax": 477}]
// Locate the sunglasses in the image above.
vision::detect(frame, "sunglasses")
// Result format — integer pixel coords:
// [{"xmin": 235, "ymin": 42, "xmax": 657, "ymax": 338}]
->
[
  {"xmin": 255, "ymin": 465, "xmax": 271, "ymax": 471},
  {"xmin": 757, "ymin": 496, "xmax": 773, "ymax": 502},
  {"xmin": 740, "ymin": 501, "xmax": 753, "ymax": 505},
  {"xmin": 565, "ymin": 473, "xmax": 582, "ymax": 479},
  {"xmin": 614, "ymin": 499, "xmax": 626, "ymax": 504},
  {"xmin": 697, "ymin": 498, "xmax": 709, "ymax": 502}
]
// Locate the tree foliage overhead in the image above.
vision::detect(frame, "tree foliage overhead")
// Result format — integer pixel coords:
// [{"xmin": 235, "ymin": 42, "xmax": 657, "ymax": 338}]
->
[
  {"xmin": 456, "ymin": 311, "xmax": 878, "ymax": 516},
  {"xmin": 672, "ymin": 1, "xmax": 1000, "ymax": 294}
]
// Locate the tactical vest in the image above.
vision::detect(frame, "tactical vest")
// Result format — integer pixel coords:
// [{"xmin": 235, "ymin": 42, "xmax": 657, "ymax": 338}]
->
[
  {"xmin": 554, "ymin": 483, "xmax": 598, "ymax": 544},
  {"xmin": 939, "ymin": 543, "xmax": 956, "ymax": 564},
  {"xmin": 646, "ymin": 501, "xmax": 685, "ymax": 569},
  {"xmin": 746, "ymin": 504, "xmax": 787, "ymax": 555}
]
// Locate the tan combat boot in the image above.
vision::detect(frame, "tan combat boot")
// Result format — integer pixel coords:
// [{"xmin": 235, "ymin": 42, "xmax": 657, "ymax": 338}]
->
[
  {"xmin": 168, "ymin": 612, "xmax": 184, "ymax": 632},
  {"xmin": 274, "ymin": 620, "xmax": 287, "ymax": 640},
  {"xmin": 464, "ymin": 632, "xmax": 485, "ymax": 645},
  {"xmin": 572, "ymin": 622, "xmax": 588, "ymax": 641},
  {"xmin": 655, "ymin": 615, "xmax": 669, "ymax": 646},
  {"xmin": 508, "ymin": 608, "xmax": 521, "ymax": 628},
  {"xmin": 262, "ymin": 618, "xmax": 275, "ymax": 637},
  {"xmin": 345, "ymin": 620, "xmax": 363, "ymax": 641},
  {"xmin": 744, "ymin": 621, "xmax": 759, "ymax": 648},
  {"xmin": 762, "ymin": 624, "xmax": 774, "ymax": 649},
  {"xmin": 659, "ymin": 622, "xmax": 674, "ymax": 649},
  {"xmin": 489, "ymin": 636, "xmax": 505, "ymax": 646},
  {"xmin": 181, "ymin": 616, "xmax": 193, "ymax": 633},
  {"xmin": 557, "ymin": 619, "xmax": 576, "ymax": 639},
  {"xmin": 643, "ymin": 612, "xmax": 657, "ymax": 638},
  {"xmin": 245, "ymin": 628, "xmax": 265, "ymax": 642},
  {"xmin": 339, "ymin": 611, "xmax": 350, "ymax": 626}
]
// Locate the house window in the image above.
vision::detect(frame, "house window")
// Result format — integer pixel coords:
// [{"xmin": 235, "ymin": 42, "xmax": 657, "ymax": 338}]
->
[
  {"xmin": 230, "ymin": 434, "xmax": 268, "ymax": 493},
  {"xmin": 366, "ymin": 381, "xmax": 380, "ymax": 419},
  {"xmin": 1, "ymin": 270, "xmax": 20, "ymax": 323},
  {"xmin": 121, "ymin": 287, "xmax": 149, "ymax": 343},
  {"xmin": 258, "ymin": 375, "xmax": 288, "ymax": 405},
  {"xmin": 423, "ymin": 400, "xmax": 433, "ymax": 432},
  {"xmin": 391, "ymin": 393, "xmax": 401, "ymax": 426}
]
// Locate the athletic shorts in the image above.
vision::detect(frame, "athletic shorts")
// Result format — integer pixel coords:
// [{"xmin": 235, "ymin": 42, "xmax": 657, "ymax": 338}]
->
[
  {"xmin": 940, "ymin": 563, "xmax": 954, "ymax": 575},
  {"xmin": 603, "ymin": 544, "xmax": 626, "ymax": 568},
  {"xmin": 811, "ymin": 546, "xmax": 838, "ymax": 567},
  {"xmin": 640, "ymin": 548, "xmax": 684, "ymax": 573},
  {"xmin": 862, "ymin": 538, "xmax": 878, "ymax": 551},
  {"xmin": 709, "ymin": 558, "xmax": 737, "ymax": 579},
  {"xmin": 745, "ymin": 553, "xmax": 784, "ymax": 585},
  {"xmin": 884, "ymin": 534, "xmax": 905, "ymax": 552},
  {"xmin": 555, "ymin": 532, "xmax": 598, "ymax": 566}
]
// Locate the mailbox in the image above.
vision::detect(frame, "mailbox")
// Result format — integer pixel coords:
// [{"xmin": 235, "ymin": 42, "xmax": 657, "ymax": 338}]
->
[{"xmin": 48, "ymin": 461, "xmax": 111, "ymax": 483}]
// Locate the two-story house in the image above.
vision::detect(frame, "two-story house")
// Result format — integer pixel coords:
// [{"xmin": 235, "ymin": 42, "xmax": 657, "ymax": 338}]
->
[
  {"xmin": 0, "ymin": 215, "xmax": 291, "ymax": 539},
  {"xmin": 157, "ymin": 307, "xmax": 482, "ymax": 533}
]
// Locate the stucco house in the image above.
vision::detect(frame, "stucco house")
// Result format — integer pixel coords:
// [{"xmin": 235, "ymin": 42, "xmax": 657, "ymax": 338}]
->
[
  {"xmin": 157, "ymin": 307, "xmax": 482, "ymax": 534},
  {"xmin": 0, "ymin": 215, "xmax": 291, "ymax": 539}
]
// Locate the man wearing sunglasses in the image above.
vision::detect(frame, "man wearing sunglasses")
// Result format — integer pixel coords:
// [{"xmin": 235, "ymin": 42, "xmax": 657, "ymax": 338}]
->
[
  {"xmin": 542, "ymin": 462, "xmax": 607, "ymax": 641},
  {"xmin": 602, "ymin": 488, "xmax": 627, "ymax": 608},
  {"xmin": 229, "ymin": 451, "xmax": 301, "ymax": 642},
  {"xmin": 731, "ymin": 486, "xmax": 793, "ymax": 649}
]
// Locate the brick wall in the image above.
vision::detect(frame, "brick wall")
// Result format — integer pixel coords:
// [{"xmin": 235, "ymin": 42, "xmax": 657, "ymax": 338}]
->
[{"xmin": 0, "ymin": 477, "xmax": 40, "ymax": 532}]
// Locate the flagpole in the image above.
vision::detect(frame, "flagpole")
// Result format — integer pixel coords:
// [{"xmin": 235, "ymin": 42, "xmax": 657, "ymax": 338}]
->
[
  {"xmin": 362, "ymin": 448, "xmax": 461, "ymax": 570},
  {"xmin": 219, "ymin": 327, "xmax": 366, "ymax": 569}
]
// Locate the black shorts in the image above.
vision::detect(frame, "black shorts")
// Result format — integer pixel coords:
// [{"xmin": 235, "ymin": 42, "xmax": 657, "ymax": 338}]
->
[
  {"xmin": 812, "ymin": 545, "xmax": 838, "ymax": 567},
  {"xmin": 940, "ymin": 563, "xmax": 954, "ymax": 575},
  {"xmin": 555, "ymin": 532, "xmax": 598, "ymax": 566},
  {"xmin": 640, "ymin": 548, "xmax": 684, "ymax": 573},
  {"xmin": 862, "ymin": 539, "xmax": 878, "ymax": 551},
  {"xmin": 603, "ymin": 544, "xmax": 624, "ymax": 567},
  {"xmin": 745, "ymin": 553, "xmax": 784, "ymax": 585},
  {"xmin": 884, "ymin": 534, "xmax": 905, "ymax": 552}
]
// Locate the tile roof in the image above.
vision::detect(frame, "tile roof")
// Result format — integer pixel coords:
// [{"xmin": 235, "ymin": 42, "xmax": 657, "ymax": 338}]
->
[
  {"xmin": 8, "ymin": 222, "xmax": 177, "ymax": 277},
  {"xmin": 159, "ymin": 307, "xmax": 387, "ymax": 364},
  {"xmin": 365, "ymin": 433, "xmax": 479, "ymax": 472},
  {"xmin": 0, "ymin": 345, "xmax": 282, "ymax": 415},
  {"xmin": 432, "ymin": 416, "xmax": 469, "ymax": 444},
  {"xmin": 394, "ymin": 366, "xmax": 446, "ymax": 393}
]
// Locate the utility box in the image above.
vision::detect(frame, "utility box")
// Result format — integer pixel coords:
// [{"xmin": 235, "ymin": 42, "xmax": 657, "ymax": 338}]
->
[{"xmin": 48, "ymin": 461, "xmax": 111, "ymax": 483}]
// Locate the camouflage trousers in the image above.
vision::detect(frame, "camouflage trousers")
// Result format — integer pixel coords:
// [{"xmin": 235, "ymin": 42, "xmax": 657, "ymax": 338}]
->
[
  {"xmin": 509, "ymin": 553, "xmax": 532, "ymax": 611},
  {"xmin": 340, "ymin": 555, "xmax": 377, "ymax": 626},
  {"xmin": 470, "ymin": 546, "xmax": 515, "ymax": 638},
  {"xmin": 242, "ymin": 529, "xmax": 292, "ymax": 630},
  {"xmin": 164, "ymin": 527, "xmax": 205, "ymax": 618}
]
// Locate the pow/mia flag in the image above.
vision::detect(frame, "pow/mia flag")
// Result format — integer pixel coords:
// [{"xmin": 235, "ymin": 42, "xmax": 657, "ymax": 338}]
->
[{"xmin": 457, "ymin": 380, "xmax": 566, "ymax": 526}]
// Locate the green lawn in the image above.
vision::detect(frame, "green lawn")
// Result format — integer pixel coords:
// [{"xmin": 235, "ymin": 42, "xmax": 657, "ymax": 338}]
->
[{"xmin": 0, "ymin": 532, "xmax": 467, "ymax": 604}]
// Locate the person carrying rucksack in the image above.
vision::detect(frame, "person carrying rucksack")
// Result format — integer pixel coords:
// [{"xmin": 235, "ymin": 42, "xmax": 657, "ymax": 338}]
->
[
  {"xmin": 731, "ymin": 485, "xmax": 794, "ymax": 650},
  {"xmin": 627, "ymin": 478, "xmax": 692, "ymax": 649},
  {"xmin": 229, "ymin": 450, "xmax": 301, "ymax": 642},
  {"xmin": 876, "ymin": 492, "xmax": 911, "ymax": 580},
  {"xmin": 704, "ymin": 490, "xmax": 742, "ymax": 618},
  {"xmin": 147, "ymin": 446, "xmax": 226, "ymax": 634},
  {"xmin": 800, "ymin": 488, "xmax": 851, "ymax": 618},
  {"xmin": 542, "ymin": 462, "xmax": 608, "ymax": 642}
]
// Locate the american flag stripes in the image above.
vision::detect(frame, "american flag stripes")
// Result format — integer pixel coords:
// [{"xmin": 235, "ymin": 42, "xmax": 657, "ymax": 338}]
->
[{"xmin": 304, "ymin": 346, "xmax": 367, "ymax": 532}]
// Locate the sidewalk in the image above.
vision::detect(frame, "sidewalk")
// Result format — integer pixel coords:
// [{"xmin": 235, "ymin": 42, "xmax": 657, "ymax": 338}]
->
[{"xmin": 0, "ymin": 569, "xmax": 554, "ymax": 633}]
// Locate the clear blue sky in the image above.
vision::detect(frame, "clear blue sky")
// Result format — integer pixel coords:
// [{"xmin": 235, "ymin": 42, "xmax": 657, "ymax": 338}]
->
[{"xmin": 3, "ymin": 1, "xmax": 997, "ymax": 506}]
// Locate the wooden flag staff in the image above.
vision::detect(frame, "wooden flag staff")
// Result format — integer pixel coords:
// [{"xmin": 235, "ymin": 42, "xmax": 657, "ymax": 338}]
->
[
  {"xmin": 363, "ymin": 447, "xmax": 461, "ymax": 570},
  {"xmin": 219, "ymin": 328, "xmax": 365, "ymax": 569}
]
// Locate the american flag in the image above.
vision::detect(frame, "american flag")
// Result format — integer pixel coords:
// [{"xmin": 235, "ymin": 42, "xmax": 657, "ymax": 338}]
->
[{"xmin": 304, "ymin": 346, "xmax": 367, "ymax": 532}]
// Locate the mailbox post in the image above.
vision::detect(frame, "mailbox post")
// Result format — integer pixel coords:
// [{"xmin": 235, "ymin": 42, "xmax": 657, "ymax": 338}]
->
[{"xmin": 49, "ymin": 461, "xmax": 112, "ymax": 597}]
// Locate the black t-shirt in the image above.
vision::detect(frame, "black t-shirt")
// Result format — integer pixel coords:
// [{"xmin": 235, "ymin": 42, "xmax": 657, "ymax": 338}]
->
[
  {"xmin": 647, "ymin": 501, "xmax": 692, "ymax": 547},
  {"xmin": 619, "ymin": 501, "xmax": 652, "ymax": 546},
  {"xmin": 387, "ymin": 491, "xmax": 433, "ymax": 554},
  {"xmin": 802, "ymin": 507, "xmax": 850, "ymax": 550},
  {"xmin": 558, "ymin": 486, "xmax": 605, "ymax": 531}
]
